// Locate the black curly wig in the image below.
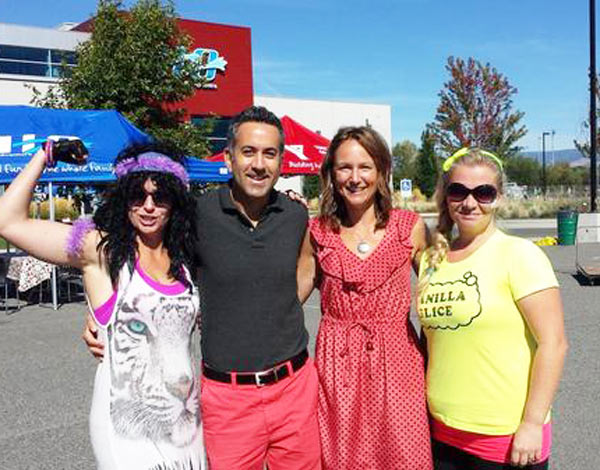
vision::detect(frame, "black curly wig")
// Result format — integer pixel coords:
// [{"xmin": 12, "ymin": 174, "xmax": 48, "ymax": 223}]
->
[{"xmin": 93, "ymin": 142, "xmax": 197, "ymax": 286}]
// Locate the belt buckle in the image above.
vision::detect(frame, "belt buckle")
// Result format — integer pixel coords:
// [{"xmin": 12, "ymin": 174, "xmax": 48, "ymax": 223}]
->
[{"xmin": 254, "ymin": 366, "xmax": 278, "ymax": 387}]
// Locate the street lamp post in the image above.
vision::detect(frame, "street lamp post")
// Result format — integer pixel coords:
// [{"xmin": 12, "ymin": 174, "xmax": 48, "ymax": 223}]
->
[
  {"xmin": 551, "ymin": 130, "xmax": 556, "ymax": 165},
  {"xmin": 542, "ymin": 131, "xmax": 550, "ymax": 196}
]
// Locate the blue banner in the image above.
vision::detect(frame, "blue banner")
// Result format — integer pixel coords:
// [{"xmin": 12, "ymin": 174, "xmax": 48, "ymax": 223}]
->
[{"xmin": 0, "ymin": 106, "xmax": 230, "ymax": 184}]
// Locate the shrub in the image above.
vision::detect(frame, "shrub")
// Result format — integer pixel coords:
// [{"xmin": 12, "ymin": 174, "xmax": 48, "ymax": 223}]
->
[
  {"xmin": 308, "ymin": 197, "xmax": 320, "ymax": 213},
  {"xmin": 497, "ymin": 197, "xmax": 587, "ymax": 219},
  {"xmin": 412, "ymin": 187, "xmax": 427, "ymax": 202},
  {"xmin": 31, "ymin": 197, "xmax": 80, "ymax": 221},
  {"xmin": 310, "ymin": 192, "xmax": 586, "ymax": 219}
]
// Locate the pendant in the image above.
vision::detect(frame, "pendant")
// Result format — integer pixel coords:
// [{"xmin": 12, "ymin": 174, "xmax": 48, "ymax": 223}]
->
[{"xmin": 357, "ymin": 241, "xmax": 371, "ymax": 254}]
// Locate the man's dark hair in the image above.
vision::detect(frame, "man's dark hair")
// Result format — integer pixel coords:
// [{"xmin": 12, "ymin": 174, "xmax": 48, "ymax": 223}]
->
[{"xmin": 226, "ymin": 106, "xmax": 285, "ymax": 154}]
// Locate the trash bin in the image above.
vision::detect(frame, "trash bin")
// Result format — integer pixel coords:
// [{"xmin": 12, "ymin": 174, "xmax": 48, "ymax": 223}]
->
[{"xmin": 557, "ymin": 210, "xmax": 578, "ymax": 245}]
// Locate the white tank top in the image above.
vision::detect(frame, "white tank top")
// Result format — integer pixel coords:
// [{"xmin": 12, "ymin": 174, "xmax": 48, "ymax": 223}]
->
[{"xmin": 89, "ymin": 261, "xmax": 205, "ymax": 470}]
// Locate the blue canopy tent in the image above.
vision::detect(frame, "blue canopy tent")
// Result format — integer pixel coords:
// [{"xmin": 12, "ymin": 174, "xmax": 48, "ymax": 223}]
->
[
  {"xmin": 0, "ymin": 106, "xmax": 230, "ymax": 184},
  {"xmin": 0, "ymin": 106, "xmax": 230, "ymax": 309}
]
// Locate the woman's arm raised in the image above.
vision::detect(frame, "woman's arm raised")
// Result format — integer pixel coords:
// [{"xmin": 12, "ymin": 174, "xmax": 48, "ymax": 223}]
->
[{"xmin": 0, "ymin": 149, "xmax": 98, "ymax": 269}]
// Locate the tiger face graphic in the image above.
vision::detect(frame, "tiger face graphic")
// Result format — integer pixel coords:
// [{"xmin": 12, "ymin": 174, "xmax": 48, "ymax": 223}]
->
[{"xmin": 107, "ymin": 292, "xmax": 199, "ymax": 447}]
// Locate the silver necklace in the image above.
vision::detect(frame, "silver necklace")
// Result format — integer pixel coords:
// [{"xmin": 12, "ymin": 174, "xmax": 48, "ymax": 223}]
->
[
  {"xmin": 350, "ymin": 226, "xmax": 373, "ymax": 254},
  {"xmin": 344, "ymin": 220, "xmax": 376, "ymax": 255},
  {"xmin": 357, "ymin": 240, "xmax": 371, "ymax": 254}
]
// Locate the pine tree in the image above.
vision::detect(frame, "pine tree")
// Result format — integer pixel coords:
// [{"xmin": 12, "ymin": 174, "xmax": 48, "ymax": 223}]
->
[
  {"xmin": 302, "ymin": 174, "xmax": 320, "ymax": 199},
  {"xmin": 391, "ymin": 140, "xmax": 418, "ymax": 190},
  {"xmin": 415, "ymin": 131, "xmax": 438, "ymax": 198}
]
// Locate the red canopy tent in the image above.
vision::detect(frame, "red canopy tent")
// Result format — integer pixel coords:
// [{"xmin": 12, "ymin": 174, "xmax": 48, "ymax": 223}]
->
[{"xmin": 206, "ymin": 115, "xmax": 329, "ymax": 174}]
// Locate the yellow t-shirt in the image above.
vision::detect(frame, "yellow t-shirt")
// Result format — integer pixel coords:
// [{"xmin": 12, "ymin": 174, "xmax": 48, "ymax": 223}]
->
[{"xmin": 418, "ymin": 229, "xmax": 559, "ymax": 435}]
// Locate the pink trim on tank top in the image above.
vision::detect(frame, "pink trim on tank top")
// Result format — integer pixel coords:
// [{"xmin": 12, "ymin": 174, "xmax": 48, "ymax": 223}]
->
[
  {"xmin": 93, "ymin": 290, "xmax": 118, "ymax": 327},
  {"xmin": 432, "ymin": 418, "xmax": 552, "ymax": 464},
  {"xmin": 134, "ymin": 259, "xmax": 186, "ymax": 295},
  {"xmin": 93, "ymin": 261, "xmax": 187, "ymax": 326}
]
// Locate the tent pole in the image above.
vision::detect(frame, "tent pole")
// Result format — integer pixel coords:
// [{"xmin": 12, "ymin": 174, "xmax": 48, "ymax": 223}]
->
[{"xmin": 48, "ymin": 182, "xmax": 58, "ymax": 310}]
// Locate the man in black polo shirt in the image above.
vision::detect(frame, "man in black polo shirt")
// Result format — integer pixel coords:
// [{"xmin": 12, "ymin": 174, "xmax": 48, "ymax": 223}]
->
[
  {"xmin": 82, "ymin": 106, "xmax": 321, "ymax": 469},
  {"xmin": 83, "ymin": 107, "xmax": 321, "ymax": 470},
  {"xmin": 197, "ymin": 108, "xmax": 320, "ymax": 469}
]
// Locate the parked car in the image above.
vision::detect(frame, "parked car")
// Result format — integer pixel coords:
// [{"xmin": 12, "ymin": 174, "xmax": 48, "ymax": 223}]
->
[{"xmin": 505, "ymin": 182, "xmax": 527, "ymax": 199}]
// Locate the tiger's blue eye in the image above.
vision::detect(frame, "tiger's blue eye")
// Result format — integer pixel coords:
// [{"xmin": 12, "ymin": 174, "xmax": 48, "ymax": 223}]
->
[{"xmin": 127, "ymin": 320, "xmax": 147, "ymax": 335}]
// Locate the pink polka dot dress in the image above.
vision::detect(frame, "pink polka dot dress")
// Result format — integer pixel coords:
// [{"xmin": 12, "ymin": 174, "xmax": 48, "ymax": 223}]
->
[{"xmin": 309, "ymin": 209, "xmax": 432, "ymax": 470}]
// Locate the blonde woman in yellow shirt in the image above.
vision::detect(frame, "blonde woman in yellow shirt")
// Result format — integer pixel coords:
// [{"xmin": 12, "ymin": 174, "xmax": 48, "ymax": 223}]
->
[{"xmin": 418, "ymin": 148, "xmax": 568, "ymax": 470}]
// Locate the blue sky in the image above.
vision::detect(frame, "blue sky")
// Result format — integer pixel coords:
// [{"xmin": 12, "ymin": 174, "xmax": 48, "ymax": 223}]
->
[{"xmin": 1, "ymin": 0, "xmax": 593, "ymax": 151}]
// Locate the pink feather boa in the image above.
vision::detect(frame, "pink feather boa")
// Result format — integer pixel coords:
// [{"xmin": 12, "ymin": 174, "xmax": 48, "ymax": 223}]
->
[{"xmin": 65, "ymin": 218, "xmax": 96, "ymax": 258}]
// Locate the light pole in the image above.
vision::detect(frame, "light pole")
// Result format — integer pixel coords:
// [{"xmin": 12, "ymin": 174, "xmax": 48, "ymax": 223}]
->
[
  {"xmin": 542, "ymin": 131, "xmax": 550, "ymax": 196},
  {"xmin": 551, "ymin": 130, "xmax": 556, "ymax": 165}
]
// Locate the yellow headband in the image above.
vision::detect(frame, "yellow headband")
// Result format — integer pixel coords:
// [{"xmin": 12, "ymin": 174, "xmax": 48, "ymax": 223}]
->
[{"xmin": 442, "ymin": 147, "xmax": 503, "ymax": 172}]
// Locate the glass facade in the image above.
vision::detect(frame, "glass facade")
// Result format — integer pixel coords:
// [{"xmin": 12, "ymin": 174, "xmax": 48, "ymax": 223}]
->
[
  {"xmin": 0, "ymin": 44, "xmax": 76, "ymax": 78},
  {"xmin": 191, "ymin": 116, "xmax": 232, "ymax": 153}
]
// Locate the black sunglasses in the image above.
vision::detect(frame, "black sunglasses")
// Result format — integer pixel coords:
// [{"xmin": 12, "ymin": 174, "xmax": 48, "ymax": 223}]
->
[
  {"xmin": 128, "ymin": 186, "xmax": 173, "ymax": 208},
  {"xmin": 446, "ymin": 183, "xmax": 498, "ymax": 204}
]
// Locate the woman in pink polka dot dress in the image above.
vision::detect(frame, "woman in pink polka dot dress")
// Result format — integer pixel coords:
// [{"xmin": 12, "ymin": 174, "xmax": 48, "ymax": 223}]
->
[{"xmin": 298, "ymin": 126, "xmax": 433, "ymax": 469}]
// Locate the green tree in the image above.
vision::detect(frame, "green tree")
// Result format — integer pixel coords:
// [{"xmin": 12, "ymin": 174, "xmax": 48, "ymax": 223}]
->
[
  {"xmin": 391, "ymin": 140, "xmax": 418, "ymax": 190},
  {"xmin": 428, "ymin": 56, "xmax": 527, "ymax": 160},
  {"xmin": 547, "ymin": 162, "xmax": 588, "ymax": 187},
  {"xmin": 415, "ymin": 131, "xmax": 438, "ymax": 198},
  {"xmin": 30, "ymin": 0, "xmax": 210, "ymax": 157},
  {"xmin": 505, "ymin": 156, "xmax": 541, "ymax": 187},
  {"xmin": 302, "ymin": 174, "xmax": 320, "ymax": 199},
  {"xmin": 572, "ymin": 166, "xmax": 589, "ymax": 186}
]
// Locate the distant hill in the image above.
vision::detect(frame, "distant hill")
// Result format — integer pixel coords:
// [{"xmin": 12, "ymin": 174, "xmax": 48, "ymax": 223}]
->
[{"xmin": 520, "ymin": 148, "xmax": 585, "ymax": 166}]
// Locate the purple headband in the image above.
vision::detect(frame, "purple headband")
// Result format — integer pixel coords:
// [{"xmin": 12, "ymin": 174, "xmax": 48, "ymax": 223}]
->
[{"xmin": 114, "ymin": 152, "xmax": 189, "ymax": 185}]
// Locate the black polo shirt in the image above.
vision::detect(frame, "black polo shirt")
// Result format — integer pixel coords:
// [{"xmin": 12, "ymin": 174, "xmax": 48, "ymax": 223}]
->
[{"xmin": 194, "ymin": 185, "xmax": 309, "ymax": 372}]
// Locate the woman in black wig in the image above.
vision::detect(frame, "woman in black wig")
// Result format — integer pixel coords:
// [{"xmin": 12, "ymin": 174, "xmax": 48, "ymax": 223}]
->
[{"xmin": 0, "ymin": 142, "xmax": 206, "ymax": 470}]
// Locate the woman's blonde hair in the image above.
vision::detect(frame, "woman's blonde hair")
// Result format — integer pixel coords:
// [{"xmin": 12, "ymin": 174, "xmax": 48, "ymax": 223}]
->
[{"xmin": 417, "ymin": 148, "xmax": 506, "ymax": 293}]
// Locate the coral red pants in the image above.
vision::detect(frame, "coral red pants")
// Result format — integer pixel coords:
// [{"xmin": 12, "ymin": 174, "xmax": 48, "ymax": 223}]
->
[{"xmin": 200, "ymin": 358, "xmax": 322, "ymax": 470}]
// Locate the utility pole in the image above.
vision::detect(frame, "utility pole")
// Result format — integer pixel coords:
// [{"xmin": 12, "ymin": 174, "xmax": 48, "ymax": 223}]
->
[
  {"xmin": 542, "ymin": 131, "xmax": 550, "ymax": 196},
  {"xmin": 590, "ymin": 0, "xmax": 597, "ymax": 211}
]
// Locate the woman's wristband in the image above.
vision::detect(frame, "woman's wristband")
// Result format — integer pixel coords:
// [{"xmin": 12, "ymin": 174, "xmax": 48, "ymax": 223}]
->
[{"xmin": 44, "ymin": 140, "xmax": 55, "ymax": 168}]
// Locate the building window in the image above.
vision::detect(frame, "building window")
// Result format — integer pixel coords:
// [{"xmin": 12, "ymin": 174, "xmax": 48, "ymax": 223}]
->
[
  {"xmin": 50, "ymin": 50, "xmax": 76, "ymax": 65},
  {"xmin": 0, "ymin": 45, "xmax": 76, "ymax": 78},
  {"xmin": 191, "ymin": 116, "xmax": 232, "ymax": 154}
]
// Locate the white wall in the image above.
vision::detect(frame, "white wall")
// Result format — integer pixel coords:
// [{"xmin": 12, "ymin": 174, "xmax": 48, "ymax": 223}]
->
[
  {"xmin": 0, "ymin": 77, "xmax": 54, "ymax": 105},
  {"xmin": 274, "ymin": 174, "xmax": 303, "ymax": 194},
  {"xmin": 0, "ymin": 22, "xmax": 88, "ymax": 50},
  {"xmin": 254, "ymin": 95, "xmax": 393, "ymax": 146}
]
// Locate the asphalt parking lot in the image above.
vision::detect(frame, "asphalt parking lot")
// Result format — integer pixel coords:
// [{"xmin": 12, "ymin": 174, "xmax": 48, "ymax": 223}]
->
[{"xmin": 0, "ymin": 241, "xmax": 598, "ymax": 469}]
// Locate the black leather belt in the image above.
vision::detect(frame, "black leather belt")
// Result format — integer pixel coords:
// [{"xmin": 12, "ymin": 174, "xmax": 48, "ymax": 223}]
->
[{"xmin": 203, "ymin": 349, "xmax": 308, "ymax": 387}]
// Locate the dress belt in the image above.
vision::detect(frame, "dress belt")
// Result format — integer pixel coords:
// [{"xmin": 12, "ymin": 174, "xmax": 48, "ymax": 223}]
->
[
  {"xmin": 322, "ymin": 316, "xmax": 408, "ymax": 387},
  {"xmin": 338, "ymin": 321, "xmax": 378, "ymax": 388}
]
